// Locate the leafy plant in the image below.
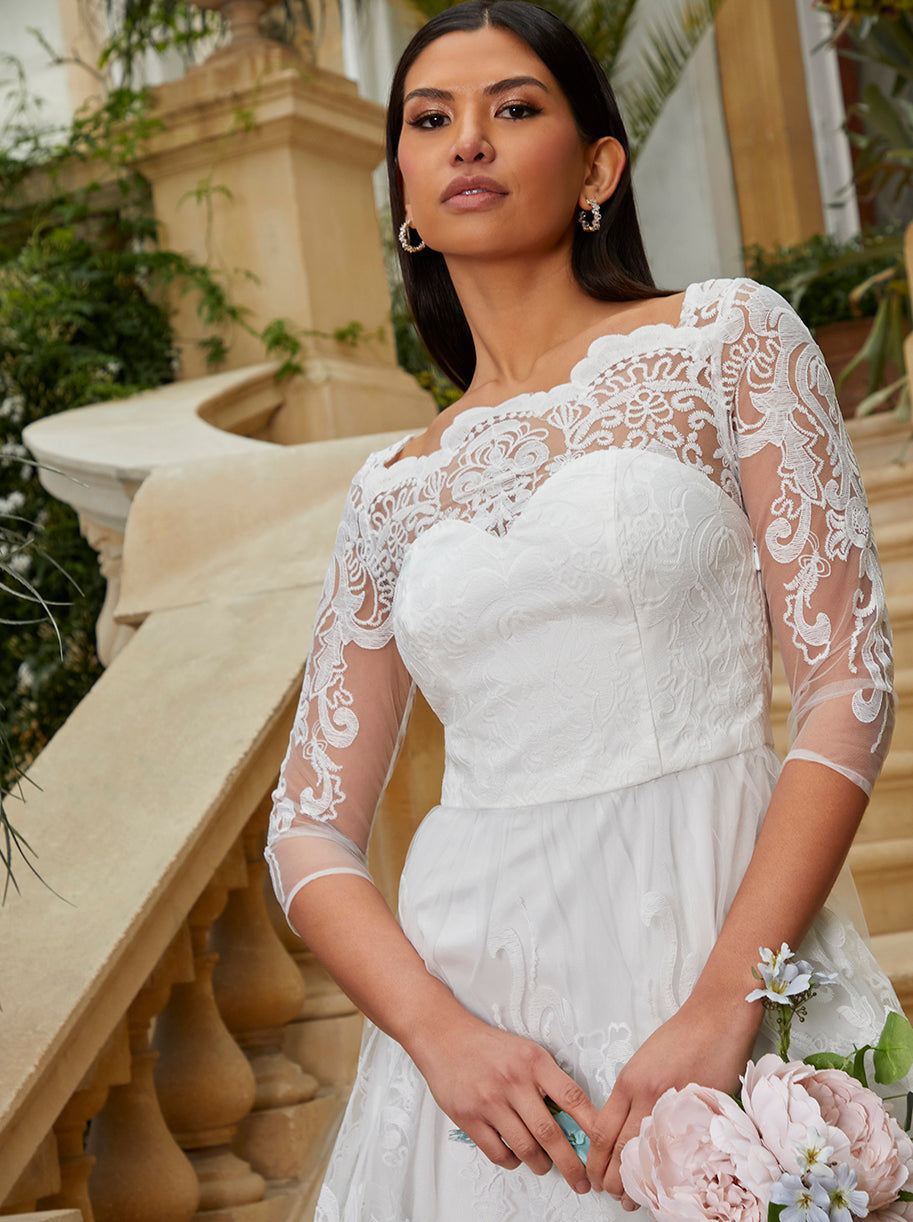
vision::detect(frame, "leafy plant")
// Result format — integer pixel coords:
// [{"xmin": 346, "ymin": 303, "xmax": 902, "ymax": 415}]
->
[
  {"xmin": 801, "ymin": 5, "xmax": 913, "ymax": 416},
  {"xmin": 0, "ymin": 8, "xmax": 345, "ymax": 898},
  {"xmin": 745, "ymin": 231, "xmax": 897, "ymax": 328}
]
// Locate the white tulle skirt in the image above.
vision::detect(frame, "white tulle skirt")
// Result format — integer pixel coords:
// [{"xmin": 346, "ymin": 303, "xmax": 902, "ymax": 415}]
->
[{"xmin": 315, "ymin": 747, "xmax": 902, "ymax": 1222}]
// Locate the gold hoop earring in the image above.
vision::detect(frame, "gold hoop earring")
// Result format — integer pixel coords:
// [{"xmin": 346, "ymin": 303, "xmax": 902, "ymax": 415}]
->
[
  {"xmin": 579, "ymin": 199, "xmax": 601, "ymax": 233},
  {"xmin": 398, "ymin": 220, "xmax": 426, "ymax": 253}
]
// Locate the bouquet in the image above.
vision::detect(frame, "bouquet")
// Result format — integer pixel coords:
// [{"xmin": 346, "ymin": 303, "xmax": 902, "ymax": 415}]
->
[
  {"xmin": 448, "ymin": 946, "xmax": 913, "ymax": 1221},
  {"xmin": 620, "ymin": 946, "xmax": 913, "ymax": 1222}
]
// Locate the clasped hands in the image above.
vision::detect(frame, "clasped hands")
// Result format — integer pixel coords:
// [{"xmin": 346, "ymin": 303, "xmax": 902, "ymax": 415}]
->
[{"xmin": 412, "ymin": 1000, "xmax": 758, "ymax": 1205}]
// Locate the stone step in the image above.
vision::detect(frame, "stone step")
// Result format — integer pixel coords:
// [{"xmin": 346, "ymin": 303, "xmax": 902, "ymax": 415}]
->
[
  {"xmin": 863, "ymin": 461, "xmax": 913, "ymax": 526},
  {"xmin": 847, "ymin": 414, "xmax": 912, "ymax": 473},
  {"xmin": 772, "ymin": 669, "xmax": 913, "ymax": 755},
  {"xmin": 850, "ymin": 836, "xmax": 913, "ymax": 936},
  {"xmin": 875, "ymin": 517, "xmax": 913, "ymax": 599},
  {"xmin": 857, "ymin": 750, "xmax": 913, "ymax": 844},
  {"xmin": 870, "ymin": 928, "xmax": 913, "ymax": 1024}
]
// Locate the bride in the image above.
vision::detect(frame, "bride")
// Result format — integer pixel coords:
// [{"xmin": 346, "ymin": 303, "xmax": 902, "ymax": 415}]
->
[{"xmin": 265, "ymin": 2, "xmax": 900, "ymax": 1217}]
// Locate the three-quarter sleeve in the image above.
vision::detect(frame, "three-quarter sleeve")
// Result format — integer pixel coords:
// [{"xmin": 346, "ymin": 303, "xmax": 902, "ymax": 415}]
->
[
  {"xmin": 732, "ymin": 281, "xmax": 895, "ymax": 794},
  {"xmin": 266, "ymin": 471, "xmax": 414, "ymax": 922}
]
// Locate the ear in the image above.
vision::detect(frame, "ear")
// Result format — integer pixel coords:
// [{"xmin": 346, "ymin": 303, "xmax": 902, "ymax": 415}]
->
[
  {"xmin": 579, "ymin": 136, "xmax": 626, "ymax": 209},
  {"xmin": 399, "ymin": 179, "xmax": 411, "ymax": 217}
]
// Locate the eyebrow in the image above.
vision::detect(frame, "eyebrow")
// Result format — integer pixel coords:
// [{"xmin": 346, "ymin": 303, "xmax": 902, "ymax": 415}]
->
[{"xmin": 403, "ymin": 76, "xmax": 550, "ymax": 105}]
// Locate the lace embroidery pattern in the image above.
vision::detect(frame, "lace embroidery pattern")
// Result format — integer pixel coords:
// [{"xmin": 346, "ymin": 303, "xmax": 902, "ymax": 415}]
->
[{"xmin": 268, "ymin": 276, "xmax": 892, "ymax": 847}]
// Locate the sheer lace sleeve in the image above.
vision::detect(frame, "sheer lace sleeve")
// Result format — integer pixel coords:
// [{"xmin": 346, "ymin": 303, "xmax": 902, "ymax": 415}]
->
[
  {"xmin": 265, "ymin": 467, "xmax": 414, "ymax": 921},
  {"xmin": 732, "ymin": 280, "xmax": 894, "ymax": 795}
]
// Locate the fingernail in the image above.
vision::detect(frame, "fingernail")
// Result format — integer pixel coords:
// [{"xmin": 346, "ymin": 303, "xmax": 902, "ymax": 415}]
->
[{"xmin": 575, "ymin": 1180, "xmax": 590, "ymax": 1194}]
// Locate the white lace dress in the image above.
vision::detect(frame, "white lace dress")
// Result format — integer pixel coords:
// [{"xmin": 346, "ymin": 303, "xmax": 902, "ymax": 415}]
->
[{"xmin": 266, "ymin": 278, "xmax": 900, "ymax": 1222}]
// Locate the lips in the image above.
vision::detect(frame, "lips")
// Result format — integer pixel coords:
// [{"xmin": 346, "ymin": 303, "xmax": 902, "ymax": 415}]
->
[{"xmin": 441, "ymin": 176, "xmax": 508, "ymax": 203}]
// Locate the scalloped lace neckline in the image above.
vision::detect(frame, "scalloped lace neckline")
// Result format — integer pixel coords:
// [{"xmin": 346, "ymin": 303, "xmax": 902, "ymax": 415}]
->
[{"xmin": 378, "ymin": 281, "xmax": 703, "ymax": 478}]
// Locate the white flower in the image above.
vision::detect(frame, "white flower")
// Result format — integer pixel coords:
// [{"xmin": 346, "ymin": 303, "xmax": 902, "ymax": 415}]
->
[
  {"xmin": 817, "ymin": 1164, "xmax": 868, "ymax": 1222},
  {"xmin": 746, "ymin": 945, "xmax": 835, "ymax": 1005},
  {"xmin": 770, "ymin": 1172, "xmax": 831, "ymax": 1222},
  {"xmin": 794, "ymin": 959, "xmax": 838, "ymax": 989},
  {"xmin": 795, "ymin": 1128, "xmax": 836, "ymax": 1177},
  {"xmin": 747, "ymin": 960, "xmax": 813, "ymax": 1004}
]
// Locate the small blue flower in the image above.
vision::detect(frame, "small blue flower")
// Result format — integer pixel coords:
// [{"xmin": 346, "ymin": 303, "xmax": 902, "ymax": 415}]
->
[
  {"xmin": 770, "ymin": 1172, "xmax": 831, "ymax": 1222},
  {"xmin": 816, "ymin": 1164, "xmax": 869, "ymax": 1222}
]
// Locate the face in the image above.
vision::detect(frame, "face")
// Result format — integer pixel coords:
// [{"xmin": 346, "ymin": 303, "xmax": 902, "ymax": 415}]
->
[{"xmin": 397, "ymin": 25, "xmax": 620, "ymax": 261}]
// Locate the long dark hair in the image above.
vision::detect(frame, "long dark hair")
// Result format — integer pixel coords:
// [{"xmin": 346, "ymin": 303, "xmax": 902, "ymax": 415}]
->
[{"xmin": 386, "ymin": 0, "xmax": 669, "ymax": 391}]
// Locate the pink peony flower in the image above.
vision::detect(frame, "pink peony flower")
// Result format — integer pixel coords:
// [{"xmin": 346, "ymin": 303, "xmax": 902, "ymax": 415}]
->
[
  {"xmin": 742, "ymin": 1054, "xmax": 911, "ymax": 1211},
  {"xmin": 620, "ymin": 1083, "xmax": 780, "ymax": 1221}
]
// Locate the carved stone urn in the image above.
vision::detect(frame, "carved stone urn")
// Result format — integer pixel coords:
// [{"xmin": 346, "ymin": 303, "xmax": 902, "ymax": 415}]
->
[{"xmin": 191, "ymin": 0, "xmax": 287, "ymax": 54}]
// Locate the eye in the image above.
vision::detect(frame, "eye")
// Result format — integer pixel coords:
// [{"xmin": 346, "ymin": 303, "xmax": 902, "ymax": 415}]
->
[
  {"xmin": 406, "ymin": 111, "xmax": 450, "ymax": 129},
  {"xmin": 498, "ymin": 102, "xmax": 541, "ymax": 120}
]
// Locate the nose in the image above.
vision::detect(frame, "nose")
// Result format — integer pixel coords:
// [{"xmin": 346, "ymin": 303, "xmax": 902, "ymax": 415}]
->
[{"xmin": 450, "ymin": 112, "xmax": 493, "ymax": 164}]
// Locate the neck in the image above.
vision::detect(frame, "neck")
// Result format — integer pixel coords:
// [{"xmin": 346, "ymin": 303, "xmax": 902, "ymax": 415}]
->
[{"xmin": 445, "ymin": 245, "xmax": 624, "ymax": 397}]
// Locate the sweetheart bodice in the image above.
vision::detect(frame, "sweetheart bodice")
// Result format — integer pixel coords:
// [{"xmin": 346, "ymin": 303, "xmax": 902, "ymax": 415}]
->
[{"xmin": 393, "ymin": 448, "xmax": 772, "ymax": 807}]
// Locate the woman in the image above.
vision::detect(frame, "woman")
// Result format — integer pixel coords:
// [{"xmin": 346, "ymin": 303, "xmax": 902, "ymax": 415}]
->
[{"xmin": 266, "ymin": 2, "xmax": 901, "ymax": 1217}]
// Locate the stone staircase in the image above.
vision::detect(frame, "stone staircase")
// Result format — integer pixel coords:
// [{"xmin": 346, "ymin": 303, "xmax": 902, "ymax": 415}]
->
[{"xmin": 770, "ymin": 412, "xmax": 913, "ymax": 1018}]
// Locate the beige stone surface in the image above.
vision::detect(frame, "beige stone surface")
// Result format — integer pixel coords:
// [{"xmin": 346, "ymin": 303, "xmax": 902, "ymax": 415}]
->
[
  {"xmin": 22, "ymin": 365, "xmax": 282, "ymax": 531},
  {"xmin": 139, "ymin": 49, "xmax": 391, "ymax": 372},
  {"xmin": 117, "ymin": 430, "xmax": 405, "ymax": 622},
  {"xmin": 0, "ymin": 586, "xmax": 320, "ymax": 1203},
  {"xmin": 11, "ymin": 1214, "xmax": 82, "ymax": 1221}
]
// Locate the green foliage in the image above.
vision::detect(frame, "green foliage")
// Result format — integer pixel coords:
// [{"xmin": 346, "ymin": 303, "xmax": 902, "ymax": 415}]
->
[
  {"xmin": 0, "ymin": 11, "xmax": 330, "ymax": 894},
  {"xmin": 747, "ymin": 228, "xmax": 910, "ymax": 417},
  {"xmin": 744, "ymin": 230, "xmax": 900, "ymax": 328}
]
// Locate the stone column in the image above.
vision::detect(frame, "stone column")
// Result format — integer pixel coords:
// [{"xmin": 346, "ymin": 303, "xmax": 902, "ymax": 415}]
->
[
  {"xmin": 37, "ymin": 1026, "xmax": 131, "ymax": 1221},
  {"xmin": 135, "ymin": 41, "xmax": 434, "ymax": 441},
  {"xmin": 210, "ymin": 809, "xmax": 325, "ymax": 1181},
  {"xmin": 714, "ymin": 0, "xmax": 825, "ymax": 248},
  {"xmin": 152, "ymin": 845, "xmax": 267, "ymax": 1216},
  {"xmin": 86, "ymin": 935, "xmax": 200, "ymax": 1222}
]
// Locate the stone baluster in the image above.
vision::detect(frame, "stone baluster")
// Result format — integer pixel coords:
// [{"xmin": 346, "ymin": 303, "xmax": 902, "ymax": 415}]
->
[
  {"xmin": 1, "ymin": 1133, "xmax": 61, "ymax": 1214},
  {"xmin": 77, "ymin": 516, "xmax": 137, "ymax": 667},
  {"xmin": 266, "ymin": 898, "xmax": 362, "ymax": 1093},
  {"xmin": 86, "ymin": 932, "xmax": 200, "ymax": 1222},
  {"xmin": 151, "ymin": 845, "xmax": 267, "ymax": 1215},
  {"xmin": 37, "ymin": 1025, "xmax": 131, "ymax": 1221},
  {"xmin": 210, "ymin": 805, "xmax": 321, "ymax": 1181}
]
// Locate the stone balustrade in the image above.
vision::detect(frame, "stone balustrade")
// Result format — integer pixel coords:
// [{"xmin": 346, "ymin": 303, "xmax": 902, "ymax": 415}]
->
[{"xmin": 2, "ymin": 366, "xmax": 438, "ymax": 1219}]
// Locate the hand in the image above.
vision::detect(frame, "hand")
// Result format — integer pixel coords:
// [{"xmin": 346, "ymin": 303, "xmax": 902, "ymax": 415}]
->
[
  {"xmin": 410, "ymin": 1010, "xmax": 601, "ymax": 1195},
  {"xmin": 585, "ymin": 997, "xmax": 761, "ymax": 1205}
]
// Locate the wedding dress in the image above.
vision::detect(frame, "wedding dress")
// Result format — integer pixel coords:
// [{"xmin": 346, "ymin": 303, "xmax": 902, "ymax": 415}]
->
[{"xmin": 266, "ymin": 277, "xmax": 900, "ymax": 1221}]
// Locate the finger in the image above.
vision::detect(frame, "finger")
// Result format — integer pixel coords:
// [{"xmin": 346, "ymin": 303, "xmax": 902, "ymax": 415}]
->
[
  {"xmin": 585, "ymin": 1089, "xmax": 629, "ymax": 1190},
  {"xmin": 534, "ymin": 1063, "xmax": 599, "ymax": 1193},
  {"xmin": 602, "ymin": 1114, "xmax": 642, "ymax": 1197},
  {"xmin": 467, "ymin": 1121, "xmax": 521, "ymax": 1172},
  {"xmin": 491, "ymin": 1110, "xmax": 555, "ymax": 1180},
  {"xmin": 515, "ymin": 1100, "xmax": 591, "ymax": 1193},
  {"xmin": 540, "ymin": 1064, "xmax": 600, "ymax": 1137}
]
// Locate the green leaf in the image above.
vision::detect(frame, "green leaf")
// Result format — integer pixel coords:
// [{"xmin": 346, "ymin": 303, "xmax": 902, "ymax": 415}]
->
[
  {"xmin": 804, "ymin": 1052, "xmax": 854, "ymax": 1074},
  {"xmin": 898, "ymin": 1190, "xmax": 913, "ymax": 1202},
  {"xmin": 768, "ymin": 1204, "xmax": 784, "ymax": 1221},
  {"xmin": 852, "ymin": 1047, "xmax": 871, "ymax": 1087},
  {"xmin": 873, "ymin": 1011, "xmax": 913, "ymax": 1085}
]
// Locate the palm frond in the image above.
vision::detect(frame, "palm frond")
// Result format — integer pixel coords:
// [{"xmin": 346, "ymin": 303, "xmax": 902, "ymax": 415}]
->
[
  {"xmin": 615, "ymin": 0, "xmax": 727, "ymax": 159},
  {"xmin": 543, "ymin": 0, "xmax": 639, "ymax": 76}
]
